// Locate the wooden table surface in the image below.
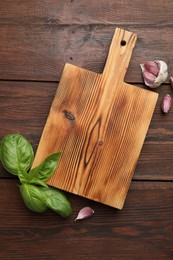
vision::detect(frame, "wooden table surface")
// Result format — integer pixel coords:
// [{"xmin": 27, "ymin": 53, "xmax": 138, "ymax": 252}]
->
[{"xmin": 0, "ymin": 1, "xmax": 173, "ymax": 259}]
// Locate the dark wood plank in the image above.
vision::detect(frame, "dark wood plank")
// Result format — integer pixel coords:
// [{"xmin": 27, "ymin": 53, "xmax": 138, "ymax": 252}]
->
[
  {"xmin": 0, "ymin": 179, "xmax": 172, "ymax": 259},
  {"xmin": 0, "ymin": 81, "xmax": 57, "ymax": 138},
  {"xmin": 0, "ymin": 24, "xmax": 172, "ymax": 81},
  {"xmin": 135, "ymin": 143, "xmax": 173, "ymax": 180},
  {"xmin": 1, "ymin": 81, "xmax": 173, "ymax": 180},
  {"xmin": 0, "ymin": 0, "xmax": 172, "ymax": 25}
]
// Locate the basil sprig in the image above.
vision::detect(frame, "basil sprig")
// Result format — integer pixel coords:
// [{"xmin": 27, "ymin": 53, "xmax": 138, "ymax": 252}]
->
[{"xmin": 0, "ymin": 134, "xmax": 72, "ymax": 217}]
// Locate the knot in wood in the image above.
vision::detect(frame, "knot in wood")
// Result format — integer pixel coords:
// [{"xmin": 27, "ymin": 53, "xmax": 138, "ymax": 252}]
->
[
  {"xmin": 98, "ymin": 140, "xmax": 103, "ymax": 146},
  {"xmin": 63, "ymin": 110, "xmax": 75, "ymax": 121}
]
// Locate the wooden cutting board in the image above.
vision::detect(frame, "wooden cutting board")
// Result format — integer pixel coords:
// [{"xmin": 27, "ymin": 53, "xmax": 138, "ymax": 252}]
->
[{"xmin": 33, "ymin": 28, "xmax": 158, "ymax": 209}]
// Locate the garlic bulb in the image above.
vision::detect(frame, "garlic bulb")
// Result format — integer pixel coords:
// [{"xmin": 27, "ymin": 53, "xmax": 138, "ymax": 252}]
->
[{"xmin": 140, "ymin": 60, "xmax": 168, "ymax": 88}]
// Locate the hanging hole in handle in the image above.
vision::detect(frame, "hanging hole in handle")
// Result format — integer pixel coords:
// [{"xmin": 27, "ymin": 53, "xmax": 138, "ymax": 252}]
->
[{"xmin": 121, "ymin": 40, "xmax": 126, "ymax": 46}]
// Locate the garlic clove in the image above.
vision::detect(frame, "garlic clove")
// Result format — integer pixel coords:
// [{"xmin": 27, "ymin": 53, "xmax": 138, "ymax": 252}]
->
[
  {"xmin": 144, "ymin": 61, "xmax": 159, "ymax": 76},
  {"xmin": 140, "ymin": 60, "xmax": 168, "ymax": 88},
  {"xmin": 143, "ymin": 70, "xmax": 157, "ymax": 87},
  {"xmin": 170, "ymin": 76, "xmax": 173, "ymax": 89},
  {"xmin": 161, "ymin": 94, "xmax": 172, "ymax": 114},
  {"xmin": 75, "ymin": 207, "xmax": 94, "ymax": 221}
]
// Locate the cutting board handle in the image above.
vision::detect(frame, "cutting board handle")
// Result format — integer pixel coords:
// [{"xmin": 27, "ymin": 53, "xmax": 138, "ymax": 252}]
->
[{"xmin": 103, "ymin": 28, "xmax": 137, "ymax": 83}]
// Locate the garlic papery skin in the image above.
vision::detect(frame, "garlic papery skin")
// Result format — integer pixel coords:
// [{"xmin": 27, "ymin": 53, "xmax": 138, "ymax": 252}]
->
[
  {"xmin": 75, "ymin": 207, "xmax": 94, "ymax": 221},
  {"xmin": 140, "ymin": 60, "xmax": 168, "ymax": 88}
]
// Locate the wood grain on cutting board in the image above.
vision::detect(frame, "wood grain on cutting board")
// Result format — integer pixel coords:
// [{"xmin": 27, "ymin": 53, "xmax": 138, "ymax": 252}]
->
[{"xmin": 33, "ymin": 28, "xmax": 158, "ymax": 209}]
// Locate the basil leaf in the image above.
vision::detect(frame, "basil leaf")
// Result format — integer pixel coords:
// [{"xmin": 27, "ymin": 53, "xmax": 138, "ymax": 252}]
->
[
  {"xmin": 0, "ymin": 134, "xmax": 34, "ymax": 176},
  {"xmin": 41, "ymin": 187, "xmax": 72, "ymax": 218},
  {"xmin": 28, "ymin": 152, "xmax": 61, "ymax": 183},
  {"xmin": 20, "ymin": 184, "xmax": 47, "ymax": 213}
]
